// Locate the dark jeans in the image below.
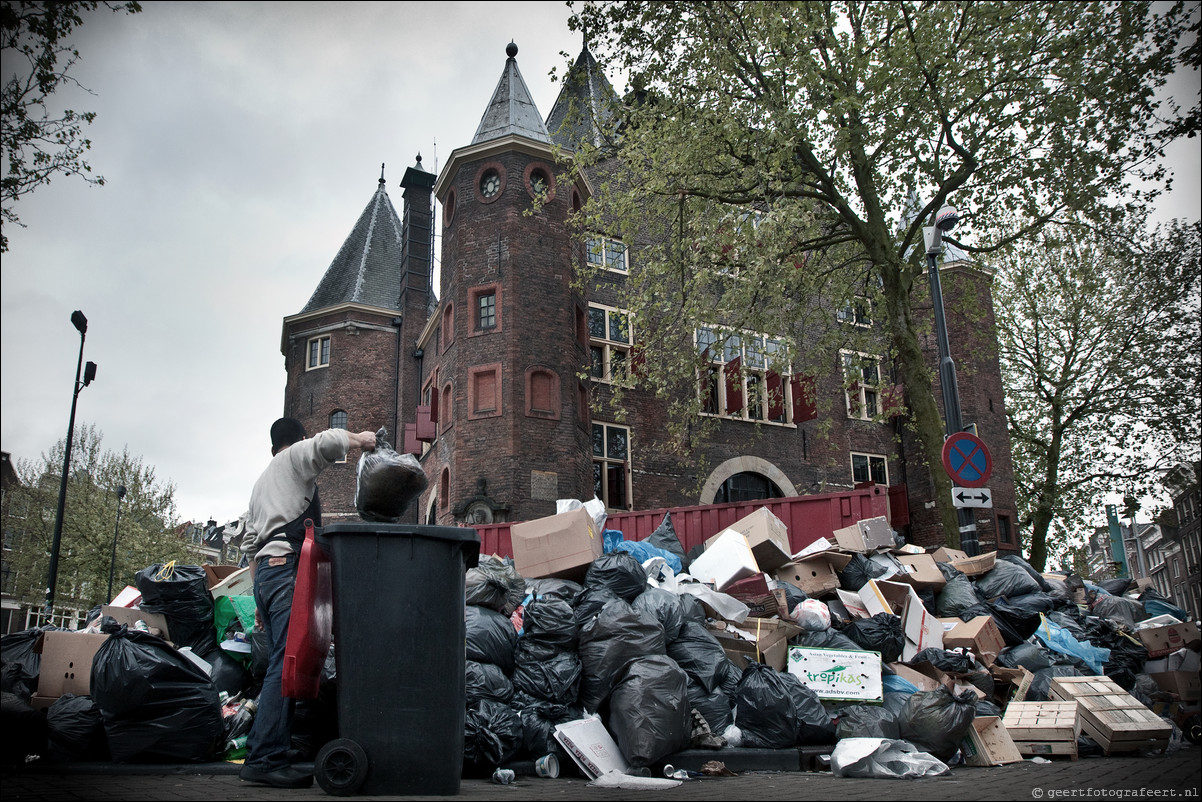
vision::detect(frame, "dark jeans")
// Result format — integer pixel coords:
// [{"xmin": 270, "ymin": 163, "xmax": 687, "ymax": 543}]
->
[{"xmin": 245, "ymin": 553, "xmax": 299, "ymax": 771}]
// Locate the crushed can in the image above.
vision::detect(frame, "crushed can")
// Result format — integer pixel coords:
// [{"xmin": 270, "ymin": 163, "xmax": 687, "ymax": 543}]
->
[{"xmin": 491, "ymin": 768, "xmax": 515, "ymax": 785}]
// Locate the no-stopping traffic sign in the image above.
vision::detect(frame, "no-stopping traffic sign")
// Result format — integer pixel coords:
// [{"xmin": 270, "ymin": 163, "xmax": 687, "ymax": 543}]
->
[{"xmin": 941, "ymin": 431, "xmax": 993, "ymax": 488}]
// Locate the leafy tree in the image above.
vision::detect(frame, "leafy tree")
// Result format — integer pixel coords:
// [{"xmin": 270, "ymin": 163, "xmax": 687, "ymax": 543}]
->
[
  {"xmin": 1, "ymin": 423, "xmax": 188, "ymax": 610},
  {"xmin": 0, "ymin": 0, "xmax": 141, "ymax": 252},
  {"xmin": 564, "ymin": 1, "xmax": 1195, "ymax": 545},
  {"xmin": 996, "ymin": 219, "xmax": 1201, "ymax": 570}
]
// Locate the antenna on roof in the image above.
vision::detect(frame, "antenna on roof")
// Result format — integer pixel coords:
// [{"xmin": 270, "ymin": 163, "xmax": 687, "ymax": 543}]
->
[{"xmin": 379, "ymin": 163, "xmax": 386, "ymax": 185}]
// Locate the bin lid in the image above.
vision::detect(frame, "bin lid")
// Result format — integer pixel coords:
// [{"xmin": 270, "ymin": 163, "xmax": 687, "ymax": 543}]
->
[{"xmin": 318, "ymin": 523, "xmax": 480, "ymax": 565}]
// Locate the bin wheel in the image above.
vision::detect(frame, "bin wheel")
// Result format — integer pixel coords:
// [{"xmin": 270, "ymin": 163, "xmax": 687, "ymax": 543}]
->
[
  {"xmin": 316, "ymin": 738, "xmax": 368, "ymax": 796},
  {"xmin": 1182, "ymin": 714, "xmax": 1201, "ymax": 745}
]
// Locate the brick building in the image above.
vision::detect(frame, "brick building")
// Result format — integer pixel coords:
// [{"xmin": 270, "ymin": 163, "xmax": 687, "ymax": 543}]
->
[{"xmin": 279, "ymin": 42, "xmax": 1019, "ymax": 551}]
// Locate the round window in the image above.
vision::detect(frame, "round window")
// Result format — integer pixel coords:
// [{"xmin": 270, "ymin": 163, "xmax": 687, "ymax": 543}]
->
[{"xmin": 480, "ymin": 170, "xmax": 501, "ymax": 199}]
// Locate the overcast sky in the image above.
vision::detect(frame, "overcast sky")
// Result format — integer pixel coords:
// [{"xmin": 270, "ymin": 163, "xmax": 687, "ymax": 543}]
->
[{"xmin": 2, "ymin": 1, "xmax": 1199, "ymax": 530}]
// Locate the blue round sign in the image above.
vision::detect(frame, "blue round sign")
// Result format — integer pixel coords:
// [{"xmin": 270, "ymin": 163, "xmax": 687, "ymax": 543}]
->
[{"xmin": 941, "ymin": 432, "xmax": 992, "ymax": 488}]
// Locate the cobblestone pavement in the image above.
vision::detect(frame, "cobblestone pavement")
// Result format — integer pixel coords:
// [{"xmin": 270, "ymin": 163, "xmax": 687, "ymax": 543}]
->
[{"xmin": 3, "ymin": 746, "xmax": 1199, "ymax": 802}]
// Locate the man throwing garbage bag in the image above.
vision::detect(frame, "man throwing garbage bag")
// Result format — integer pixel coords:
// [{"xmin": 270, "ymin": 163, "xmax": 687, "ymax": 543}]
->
[{"xmin": 239, "ymin": 418, "xmax": 376, "ymax": 789}]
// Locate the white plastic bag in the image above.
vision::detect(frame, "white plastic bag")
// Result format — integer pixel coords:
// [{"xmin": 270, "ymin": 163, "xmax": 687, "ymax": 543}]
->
[
  {"xmin": 830, "ymin": 738, "xmax": 949, "ymax": 779},
  {"xmin": 790, "ymin": 599, "xmax": 832, "ymax": 631}
]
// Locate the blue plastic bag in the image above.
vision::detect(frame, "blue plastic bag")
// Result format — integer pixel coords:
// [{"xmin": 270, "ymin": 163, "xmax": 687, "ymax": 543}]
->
[
  {"xmin": 613, "ymin": 539, "xmax": 684, "ymax": 574},
  {"xmin": 882, "ymin": 672, "xmax": 919, "ymax": 695},
  {"xmin": 1033, "ymin": 614, "xmax": 1111, "ymax": 674},
  {"xmin": 603, "ymin": 529, "xmax": 625, "ymax": 553}
]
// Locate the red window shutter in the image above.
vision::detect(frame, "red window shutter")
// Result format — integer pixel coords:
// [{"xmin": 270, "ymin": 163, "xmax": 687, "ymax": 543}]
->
[
  {"xmin": 766, "ymin": 370, "xmax": 784, "ymax": 420},
  {"xmin": 630, "ymin": 344, "xmax": 647, "ymax": 380},
  {"xmin": 791, "ymin": 375, "xmax": 817, "ymax": 422},
  {"xmin": 882, "ymin": 383, "xmax": 905, "ymax": 417},
  {"xmin": 429, "ymin": 389, "xmax": 440, "ymax": 424},
  {"xmin": 402, "ymin": 423, "xmax": 422, "ymax": 455},
  {"xmin": 415, "ymin": 405, "xmax": 435, "ymax": 442},
  {"xmin": 724, "ymin": 356, "xmax": 744, "ymax": 414}
]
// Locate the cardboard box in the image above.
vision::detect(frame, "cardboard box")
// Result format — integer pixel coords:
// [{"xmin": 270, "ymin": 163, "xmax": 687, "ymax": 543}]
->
[
  {"xmin": 203, "ymin": 564, "xmax": 240, "ymax": 589},
  {"xmin": 707, "ymin": 508, "xmax": 793, "ymax": 573},
  {"xmin": 931, "ymin": 547, "xmax": 969, "ymax": 563},
  {"xmin": 554, "ymin": 717, "xmax": 629, "ymax": 779},
  {"xmin": 903, "ymin": 659, "xmax": 987, "ymax": 700},
  {"xmin": 101, "ymin": 605, "xmax": 171, "ymax": 641},
  {"xmin": 709, "ymin": 616, "xmax": 801, "ymax": 672},
  {"xmin": 953, "ymin": 551, "xmax": 996, "ymax": 577},
  {"xmin": 831, "ymin": 516, "xmax": 894, "ymax": 553},
  {"xmin": 723, "ymin": 573, "xmax": 786, "ymax": 618},
  {"xmin": 787, "ymin": 646, "xmax": 882, "ymax": 702},
  {"xmin": 961, "ymin": 716, "xmax": 1024, "ymax": 766},
  {"xmin": 33, "ymin": 631, "xmax": 110, "ymax": 698},
  {"xmin": 511, "ymin": 507, "xmax": 602, "ymax": 581},
  {"xmin": 888, "ymin": 662, "xmax": 943, "ymax": 693},
  {"xmin": 1148, "ymin": 671, "xmax": 1201, "ymax": 702},
  {"xmin": 774, "ymin": 552, "xmax": 851, "ymax": 597},
  {"xmin": 893, "ymin": 553, "xmax": 947, "ymax": 589},
  {"xmin": 941, "ymin": 615, "xmax": 1006, "ymax": 666},
  {"xmin": 689, "ymin": 529, "xmax": 759, "ymax": 591},
  {"xmin": 209, "ymin": 566, "xmax": 253, "ymax": 599},
  {"xmin": 836, "ymin": 588, "xmax": 870, "ymax": 619},
  {"xmin": 859, "ymin": 579, "xmax": 943, "ymax": 661},
  {"xmin": 1136, "ymin": 621, "xmax": 1201, "ymax": 658}
]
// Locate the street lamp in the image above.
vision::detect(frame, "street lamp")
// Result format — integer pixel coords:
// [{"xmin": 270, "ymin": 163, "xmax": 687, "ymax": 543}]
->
[
  {"xmin": 106, "ymin": 485, "xmax": 127, "ymax": 603},
  {"xmin": 923, "ymin": 206, "xmax": 980, "ymax": 555},
  {"xmin": 45, "ymin": 310, "xmax": 98, "ymax": 618}
]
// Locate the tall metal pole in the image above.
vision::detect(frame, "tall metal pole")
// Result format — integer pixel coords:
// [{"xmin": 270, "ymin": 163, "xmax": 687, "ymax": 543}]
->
[
  {"xmin": 925, "ymin": 217, "xmax": 979, "ymax": 555},
  {"xmin": 45, "ymin": 311, "xmax": 94, "ymax": 618},
  {"xmin": 106, "ymin": 485, "xmax": 126, "ymax": 603}
]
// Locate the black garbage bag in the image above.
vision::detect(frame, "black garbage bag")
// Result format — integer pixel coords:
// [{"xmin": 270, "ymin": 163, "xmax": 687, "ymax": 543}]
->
[
  {"xmin": 466, "ymin": 660, "xmax": 515, "ymax": 706},
  {"xmin": 776, "ymin": 581, "xmax": 808, "ymax": 615},
  {"xmin": 2, "ymin": 691, "xmax": 47, "ymax": 764},
  {"xmin": 999, "ymin": 554, "xmax": 1055, "ymax": 593},
  {"xmin": 687, "ymin": 678, "xmax": 733, "ymax": 734},
  {"xmin": 578, "ymin": 599, "xmax": 666, "ymax": 712},
  {"xmin": 908, "ymin": 647, "xmax": 977, "ymax": 674},
  {"xmin": 897, "ymin": 688, "xmax": 977, "ymax": 761},
  {"xmin": 512, "ymin": 651, "xmax": 582, "ymax": 706},
  {"xmin": 633, "ymin": 587, "xmax": 685, "ymax": 643},
  {"xmin": 207, "ymin": 648, "xmax": 250, "ymax": 697},
  {"xmin": 974, "ymin": 559, "xmax": 1043, "ymax": 600},
  {"xmin": 1098, "ymin": 577, "xmax": 1132, "ymax": 596},
  {"xmin": 840, "ymin": 613, "xmax": 904, "ymax": 664},
  {"xmin": 134, "ymin": 563, "xmax": 217, "ymax": 657},
  {"xmin": 466, "ymin": 555, "xmax": 526, "ymax": 615},
  {"xmin": 975, "ymin": 598, "xmax": 1042, "ymax": 646},
  {"xmin": 45, "ymin": 692, "xmax": 109, "ymax": 764},
  {"xmin": 1, "ymin": 628, "xmax": 49, "ymax": 695},
  {"xmin": 796, "ymin": 626, "xmax": 863, "ymax": 652},
  {"xmin": 1091, "ymin": 595, "xmax": 1147, "ymax": 627},
  {"xmin": 836, "ymin": 553, "xmax": 888, "ymax": 591},
  {"xmin": 1007, "ymin": 593, "xmax": 1058, "ymax": 615},
  {"xmin": 516, "ymin": 699, "xmax": 580, "ymax": 760},
  {"xmin": 463, "ymin": 699, "xmax": 523, "ymax": 769},
  {"xmin": 521, "ymin": 595, "xmax": 579, "ymax": 652},
  {"xmin": 666, "ymin": 620, "xmax": 731, "ymax": 694},
  {"xmin": 572, "ymin": 586, "xmax": 622, "ymax": 626},
  {"xmin": 1045, "ymin": 609, "xmax": 1089, "ymax": 640},
  {"xmin": 525, "ymin": 577, "xmax": 584, "ymax": 603},
  {"xmin": 1028, "ymin": 665, "xmax": 1084, "ymax": 701},
  {"xmin": 836, "ymin": 704, "xmax": 900, "ymax": 740},
  {"xmin": 678, "ymin": 592, "xmax": 707, "ymax": 624},
  {"xmin": 936, "ymin": 562, "xmax": 982, "ymax": 618},
  {"xmin": 996, "ymin": 642, "xmax": 1054, "ymax": 672},
  {"xmin": 975, "ymin": 699, "xmax": 1004, "ymax": 717},
  {"xmin": 0, "ymin": 661, "xmax": 37, "ymax": 702},
  {"xmin": 646, "ymin": 512, "xmax": 689, "ymax": 572},
  {"xmin": 606, "ymin": 654, "xmax": 691, "ymax": 767},
  {"xmin": 734, "ymin": 662, "xmax": 834, "ymax": 747},
  {"xmin": 584, "ymin": 551, "xmax": 648, "ymax": 603},
  {"xmin": 249, "ymin": 625, "xmax": 270, "ymax": 681},
  {"xmin": 465, "ymin": 604, "xmax": 517, "ymax": 675},
  {"xmin": 354, "ymin": 428, "xmax": 428, "ymax": 522},
  {"xmin": 90, "ymin": 627, "xmax": 223, "ymax": 763}
]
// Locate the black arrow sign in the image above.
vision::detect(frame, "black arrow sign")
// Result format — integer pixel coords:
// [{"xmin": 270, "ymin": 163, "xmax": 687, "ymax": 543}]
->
[{"xmin": 955, "ymin": 491, "xmax": 990, "ymax": 504}]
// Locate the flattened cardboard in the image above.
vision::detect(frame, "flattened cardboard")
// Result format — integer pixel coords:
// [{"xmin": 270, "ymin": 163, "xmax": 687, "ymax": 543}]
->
[
  {"xmin": 709, "ymin": 616, "xmax": 801, "ymax": 672},
  {"xmin": 788, "ymin": 646, "xmax": 883, "ymax": 702},
  {"xmin": 101, "ymin": 604, "xmax": 171, "ymax": 641},
  {"xmin": 1148, "ymin": 671, "xmax": 1201, "ymax": 702},
  {"xmin": 33, "ymin": 631, "xmax": 110, "ymax": 698},
  {"xmin": 952, "ymin": 551, "xmax": 996, "ymax": 577},
  {"xmin": 893, "ymin": 553, "xmax": 947, "ymax": 588},
  {"xmin": 859, "ymin": 579, "xmax": 943, "ymax": 661},
  {"xmin": 511, "ymin": 507, "xmax": 602, "ymax": 581},
  {"xmin": 941, "ymin": 615, "xmax": 1005, "ymax": 666},
  {"xmin": 888, "ymin": 662, "xmax": 943, "ymax": 693},
  {"xmin": 708, "ymin": 507, "xmax": 793, "ymax": 573},
  {"xmin": 831, "ymin": 516, "xmax": 893, "ymax": 553},
  {"xmin": 553, "ymin": 717, "xmax": 629, "ymax": 779}
]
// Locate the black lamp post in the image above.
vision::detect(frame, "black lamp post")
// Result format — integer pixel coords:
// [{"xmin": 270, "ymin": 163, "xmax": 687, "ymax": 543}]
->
[
  {"xmin": 45, "ymin": 310, "xmax": 98, "ymax": 618},
  {"xmin": 106, "ymin": 485, "xmax": 127, "ymax": 603},
  {"xmin": 923, "ymin": 207, "xmax": 980, "ymax": 556}
]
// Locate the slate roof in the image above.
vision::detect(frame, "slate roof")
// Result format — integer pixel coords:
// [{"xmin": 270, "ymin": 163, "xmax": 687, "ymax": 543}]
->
[
  {"xmin": 300, "ymin": 177, "xmax": 404, "ymax": 314},
  {"xmin": 472, "ymin": 41, "xmax": 551, "ymax": 146},
  {"xmin": 546, "ymin": 44, "xmax": 618, "ymax": 150}
]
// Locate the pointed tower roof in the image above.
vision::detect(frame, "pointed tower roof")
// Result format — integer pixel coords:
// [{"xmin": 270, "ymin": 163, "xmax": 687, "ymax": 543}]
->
[
  {"xmin": 546, "ymin": 43, "xmax": 618, "ymax": 150},
  {"xmin": 300, "ymin": 172, "xmax": 405, "ymax": 314},
  {"xmin": 472, "ymin": 41, "xmax": 551, "ymax": 145}
]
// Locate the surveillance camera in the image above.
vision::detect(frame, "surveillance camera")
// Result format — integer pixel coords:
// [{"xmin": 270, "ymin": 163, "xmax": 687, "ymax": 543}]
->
[{"xmin": 935, "ymin": 205, "xmax": 959, "ymax": 233}]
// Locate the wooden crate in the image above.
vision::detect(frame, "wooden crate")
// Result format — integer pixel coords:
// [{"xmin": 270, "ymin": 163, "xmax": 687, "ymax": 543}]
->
[
  {"xmin": 961, "ymin": 716, "xmax": 1025, "ymax": 766},
  {"xmin": 1049, "ymin": 676, "xmax": 1172, "ymax": 755},
  {"xmin": 1003, "ymin": 701, "xmax": 1080, "ymax": 760}
]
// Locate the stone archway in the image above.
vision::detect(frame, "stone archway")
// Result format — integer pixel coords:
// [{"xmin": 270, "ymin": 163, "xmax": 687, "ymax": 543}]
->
[{"xmin": 699, "ymin": 456, "xmax": 798, "ymax": 505}]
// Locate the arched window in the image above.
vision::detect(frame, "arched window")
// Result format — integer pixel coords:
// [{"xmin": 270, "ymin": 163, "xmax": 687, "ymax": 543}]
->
[
  {"xmin": 330, "ymin": 410, "xmax": 348, "ymax": 430},
  {"xmin": 715, "ymin": 472, "xmax": 783, "ymax": 504}
]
